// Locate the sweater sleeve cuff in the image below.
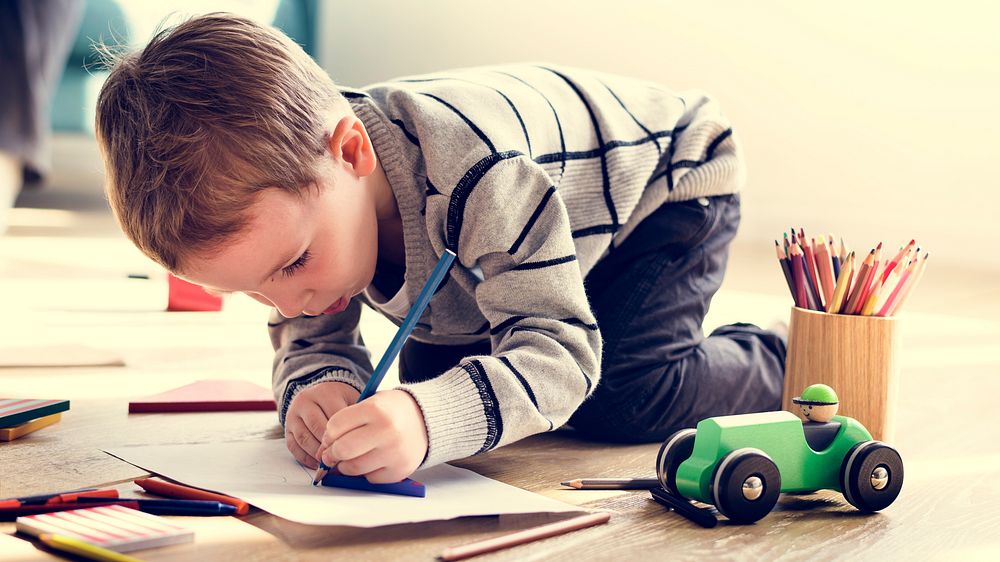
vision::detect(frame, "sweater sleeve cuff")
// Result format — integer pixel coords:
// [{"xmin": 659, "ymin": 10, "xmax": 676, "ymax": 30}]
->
[
  {"xmin": 279, "ymin": 368, "xmax": 365, "ymax": 426},
  {"xmin": 396, "ymin": 365, "xmax": 493, "ymax": 469}
]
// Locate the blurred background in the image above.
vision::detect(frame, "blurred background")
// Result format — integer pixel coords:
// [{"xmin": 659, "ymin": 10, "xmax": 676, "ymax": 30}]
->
[
  {"xmin": 2, "ymin": 0, "xmax": 997, "ymax": 396},
  {"xmin": 13, "ymin": 0, "xmax": 999, "ymax": 270}
]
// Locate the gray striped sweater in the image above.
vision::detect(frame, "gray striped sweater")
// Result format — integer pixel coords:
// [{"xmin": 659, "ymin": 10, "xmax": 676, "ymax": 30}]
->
[{"xmin": 269, "ymin": 64, "xmax": 744, "ymax": 468}]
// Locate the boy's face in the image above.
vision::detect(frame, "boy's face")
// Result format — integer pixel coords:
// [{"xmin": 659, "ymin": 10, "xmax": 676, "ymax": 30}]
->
[{"xmin": 180, "ymin": 159, "xmax": 380, "ymax": 318}]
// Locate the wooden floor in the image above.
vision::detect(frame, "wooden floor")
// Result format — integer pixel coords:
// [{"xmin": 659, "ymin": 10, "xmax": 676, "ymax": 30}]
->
[{"xmin": 2, "ymin": 181, "xmax": 1000, "ymax": 560}]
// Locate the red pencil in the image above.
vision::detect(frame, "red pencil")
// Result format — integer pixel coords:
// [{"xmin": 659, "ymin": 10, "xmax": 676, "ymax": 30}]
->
[
  {"xmin": 887, "ymin": 253, "xmax": 929, "ymax": 315},
  {"xmin": 134, "ymin": 478, "xmax": 250, "ymax": 515},
  {"xmin": 789, "ymin": 243, "xmax": 810, "ymax": 310},
  {"xmin": 813, "ymin": 237, "xmax": 836, "ymax": 306},
  {"xmin": 881, "ymin": 239, "xmax": 915, "ymax": 283},
  {"xmin": 852, "ymin": 242, "xmax": 883, "ymax": 314},
  {"xmin": 797, "ymin": 229, "xmax": 823, "ymax": 309},
  {"xmin": 842, "ymin": 249, "xmax": 875, "ymax": 315}
]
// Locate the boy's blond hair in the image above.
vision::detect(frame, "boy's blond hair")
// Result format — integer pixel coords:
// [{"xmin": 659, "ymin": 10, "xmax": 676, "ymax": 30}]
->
[{"xmin": 95, "ymin": 13, "xmax": 346, "ymax": 272}]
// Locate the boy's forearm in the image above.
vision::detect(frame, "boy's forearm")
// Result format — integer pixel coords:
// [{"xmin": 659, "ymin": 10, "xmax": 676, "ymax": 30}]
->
[{"xmin": 398, "ymin": 323, "xmax": 601, "ymax": 469}]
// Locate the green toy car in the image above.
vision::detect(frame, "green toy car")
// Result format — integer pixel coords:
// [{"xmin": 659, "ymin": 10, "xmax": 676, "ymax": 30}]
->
[{"xmin": 655, "ymin": 410, "xmax": 904, "ymax": 524}]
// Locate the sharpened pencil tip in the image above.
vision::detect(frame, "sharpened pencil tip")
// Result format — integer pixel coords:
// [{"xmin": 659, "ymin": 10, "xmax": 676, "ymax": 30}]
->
[{"xmin": 560, "ymin": 481, "xmax": 570, "ymax": 487}]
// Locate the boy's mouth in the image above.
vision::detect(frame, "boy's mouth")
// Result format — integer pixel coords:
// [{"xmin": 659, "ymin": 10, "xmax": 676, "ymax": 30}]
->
[{"xmin": 323, "ymin": 297, "xmax": 347, "ymax": 315}]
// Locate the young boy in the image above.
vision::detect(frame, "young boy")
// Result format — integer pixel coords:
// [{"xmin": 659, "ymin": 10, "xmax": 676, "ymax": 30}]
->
[{"xmin": 96, "ymin": 14, "xmax": 786, "ymax": 484}]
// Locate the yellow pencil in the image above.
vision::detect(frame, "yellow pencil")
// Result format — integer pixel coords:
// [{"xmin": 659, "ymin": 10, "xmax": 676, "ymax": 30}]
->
[
  {"xmin": 860, "ymin": 275, "xmax": 886, "ymax": 316},
  {"xmin": 827, "ymin": 251, "xmax": 855, "ymax": 313},
  {"xmin": 38, "ymin": 534, "xmax": 143, "ymax": 562}
]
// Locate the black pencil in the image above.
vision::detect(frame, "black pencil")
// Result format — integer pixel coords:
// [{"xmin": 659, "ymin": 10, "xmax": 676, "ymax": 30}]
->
[{"xmin": 560, "ymin": 478, "xmax": 660, "ymax": 490}]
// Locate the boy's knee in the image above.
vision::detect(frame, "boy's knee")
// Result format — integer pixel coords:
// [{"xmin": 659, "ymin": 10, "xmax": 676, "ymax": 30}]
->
[{"xmin": 568, "ymin": 382, "xmax": 682, "ymax": 444}]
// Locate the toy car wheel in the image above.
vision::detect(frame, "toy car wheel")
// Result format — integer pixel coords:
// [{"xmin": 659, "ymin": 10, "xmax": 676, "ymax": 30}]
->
[
  {"xmin": 711, "ymin": 448, "xmax": 781, "ymax": 524},
  {"xmin": 656, "ymin": 428, "xmax": 697, "ymax": 495},
  {"xmin": 840, "ymin": 441, "xmax": 903, "ymax": 513}
]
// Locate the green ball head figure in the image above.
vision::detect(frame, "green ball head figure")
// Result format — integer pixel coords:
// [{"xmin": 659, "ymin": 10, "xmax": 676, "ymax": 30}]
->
[{"xmin": 792, "ymin": 384, "xmax": 839, "ymax": 423}]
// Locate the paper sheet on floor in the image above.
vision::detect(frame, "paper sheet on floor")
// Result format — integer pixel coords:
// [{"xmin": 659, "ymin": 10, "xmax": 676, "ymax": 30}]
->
[{"xmin": 105, "ymin": 439, "xmax": 581, "ymax": 527}]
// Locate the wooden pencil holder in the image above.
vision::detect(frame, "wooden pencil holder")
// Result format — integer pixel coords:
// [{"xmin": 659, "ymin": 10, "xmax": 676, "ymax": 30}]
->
[{"xmin": 782, "ymin": 306, "xmax": 902, "ymax": 442}]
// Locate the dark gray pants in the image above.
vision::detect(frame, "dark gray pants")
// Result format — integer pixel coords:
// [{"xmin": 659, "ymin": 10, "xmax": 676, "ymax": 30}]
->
[
  {"xmin": 400, "ymin": 194, "xmax": 786, "ymax": 443},
  {"xmin": 0, "ymin": 0, "xmax": 82, "ymax": 182}
]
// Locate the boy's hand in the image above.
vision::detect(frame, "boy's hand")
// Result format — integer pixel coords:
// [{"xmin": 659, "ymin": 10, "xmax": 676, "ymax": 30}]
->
[
  {"xmin": 284, "ymin": 381, "xmax": 360, "ymax": 469},
  {"xmin": 317, "ymin": 390, "xmax": 428, "ymax": 483}
]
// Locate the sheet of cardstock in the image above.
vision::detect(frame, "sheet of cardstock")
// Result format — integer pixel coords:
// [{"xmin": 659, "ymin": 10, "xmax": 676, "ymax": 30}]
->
[
  {"xmin": 128, "ymin": 380, "xmax": 276, "ymax": 413},
  {"xmin": 105, "ymin": 440, "xmax": 581, "ymax": 527}
]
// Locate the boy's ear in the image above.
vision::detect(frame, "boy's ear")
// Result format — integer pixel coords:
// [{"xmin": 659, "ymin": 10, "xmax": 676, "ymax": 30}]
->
[{"xmin": 328, "ymin": 116, "xmax": 377, "ymax": 177}]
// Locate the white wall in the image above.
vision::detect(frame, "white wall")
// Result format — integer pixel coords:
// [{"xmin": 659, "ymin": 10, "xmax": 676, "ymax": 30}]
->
[{"xmin": 318, "ymin": 0, "xmax": 1000, "ymax": 270}]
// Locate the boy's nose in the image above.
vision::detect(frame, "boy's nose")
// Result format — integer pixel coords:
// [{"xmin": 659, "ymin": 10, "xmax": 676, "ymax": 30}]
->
[{"xmin": 248, "ymin": 291, "xmax": 307, "ymax": 318}]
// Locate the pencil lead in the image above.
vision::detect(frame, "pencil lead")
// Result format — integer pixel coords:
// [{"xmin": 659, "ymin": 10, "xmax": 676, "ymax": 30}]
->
[{"xmin": 876, "ymin": 242, "xmax": 883, "ymax": 250}]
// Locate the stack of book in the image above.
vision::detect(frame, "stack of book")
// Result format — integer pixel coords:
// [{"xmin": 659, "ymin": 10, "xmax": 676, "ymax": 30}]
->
[{"xmin": 0, "ymin": 398, "xmax": 69, "ymax": 441}]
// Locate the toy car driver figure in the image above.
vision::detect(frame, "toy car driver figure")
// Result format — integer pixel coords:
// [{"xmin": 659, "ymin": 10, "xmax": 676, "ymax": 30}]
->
[{"xmin": 792, "ymin": 384, "xmax": 839, "ymax": 423}]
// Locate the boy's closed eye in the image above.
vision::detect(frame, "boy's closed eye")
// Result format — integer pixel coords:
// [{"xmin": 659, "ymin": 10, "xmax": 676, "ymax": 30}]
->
[{"xmin": 281, "ymin": 249, "xmax": 312, "ymax": 278}]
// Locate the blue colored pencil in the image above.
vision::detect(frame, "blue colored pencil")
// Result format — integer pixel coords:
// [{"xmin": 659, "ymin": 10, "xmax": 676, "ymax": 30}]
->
[{"xmin": 313, "ymin": 249, "xmax": 457, "ymax": 487}]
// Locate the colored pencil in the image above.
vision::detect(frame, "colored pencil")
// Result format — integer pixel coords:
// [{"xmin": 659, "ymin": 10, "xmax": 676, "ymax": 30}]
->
[
  {"xmin": 789, "ymin": 244, "xmax": 809, "ymax": 309},
  {"xmin": 797, "ymin": 230, "xmax": 823, "ymax": 309},
  {"xmin": 872, "ymin": 265, "xmax": 902, "ymax": 315},
  {"xmin": 876, "ymin": 257, "xmax": 918, "ymax": 317},
  {"xmin": 38, "ymin": 534, "xmax": 142, "ymax": 562},
  {"xmin": 827, "ymin": 251, "xmax": 855, "ymax": 313},
  {"xmin": 860, "ymin": 265, "xmax": 895, "ymax": 316},
  {"xmin": 313, "ymin": 249, "xmax": 457, "ymax": 485},
  {"xmin": 814, "ymin": 237, "xmax": 836, "ymax": 306},
  {"xmin": 0, "ymin": 489, "xmax": 118, "ymax": 508},
  {"xmin": 887, "ymin": 253, "xmax": 929, "ymax": 316},
  {"xmin": 439, "ymin": 512, "xmax": 611, "ymax": 561},
  {"xmin": 881, "ymin": 239, "xmax": 915, "ymax": 283},
  {"xmin": 842, "ymin": 249, "xmax": 875, "ymax": 314},
  {"xmin": 72, "ymin": 497, "xmax": 237, "ymax": 516},
  {"xmin": 853, "ymin": 242, "xmax": 883, "ymax": 314},
  {"xmin": 560, "ymin": 478, "xmax": 660, "ymax": 490},
  {"xmin": 134, "ymin": 478, "xmax": 249, "ymax": 515},
  {"xmin": 775, "ymin": 241, "xmax": 795, "ymax": 300},
  {"xmin": 829, "ymin": 234, "xmax": 841, "ymax": 279},
  {"xmin": 2, "ymin": 499, "xmax": 235, "ymax": 518}
]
